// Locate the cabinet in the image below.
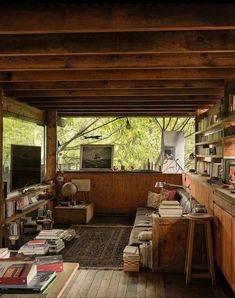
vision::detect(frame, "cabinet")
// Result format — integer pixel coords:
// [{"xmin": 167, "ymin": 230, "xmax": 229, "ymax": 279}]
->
[
  {"xmin": 213, "ymin": 203, "xmax": 234, "ymax": 289},
  {"xmin": 54, "ymin": 202, "xmax": 94, "ymax": 224}
]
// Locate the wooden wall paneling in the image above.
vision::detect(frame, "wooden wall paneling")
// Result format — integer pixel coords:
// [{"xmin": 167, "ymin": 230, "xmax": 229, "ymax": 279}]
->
[
  {"xmin": 231, "ymin": 216, "xmax": 235, "ymax": 292},
  {"xmin": 63, "ymin": 172, "xmax": 182, "ymax": 214},
  {"xmin": 0, "ymin": 91, "xmax": 3, "ymax": 246},
  {"xmin": 46, "ymin": 110, "xmax": 57, "ymax": 179}
]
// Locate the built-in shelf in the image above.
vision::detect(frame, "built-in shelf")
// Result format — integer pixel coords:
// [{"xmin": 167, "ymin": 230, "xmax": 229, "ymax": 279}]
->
[
  {"xmin": 195, "ymin": 120, "xmax": 224, "ymax": 135},
  {"xmin": 196, "ymin": 155, "xmax": 223, "ymax": 159},
  {"xmin": 195, "ymin": 140, "xmax": 222, "ymax": 146},
  {"xmin": 3, "ymin": 199, "xmax": 51, "ymax": 225},
  {"xmin": 5, "ymin": 184, "xmax": 55, "ymax": 202}
]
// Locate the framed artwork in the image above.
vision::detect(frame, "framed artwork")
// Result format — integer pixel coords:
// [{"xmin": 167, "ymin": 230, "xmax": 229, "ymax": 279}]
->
[
  {"xmin": 223, "ymin": 158, "xmax": 235, "ymax": 183},
  {"xmin": 80, "ymin": 144, "xmax": 114, "ymax": 170}
]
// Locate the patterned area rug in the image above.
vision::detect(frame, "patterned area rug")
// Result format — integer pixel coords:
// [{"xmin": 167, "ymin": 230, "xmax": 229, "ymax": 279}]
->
[{"xmin": 62, "ymin": 225, "xmax": 132, "ymax": 269}]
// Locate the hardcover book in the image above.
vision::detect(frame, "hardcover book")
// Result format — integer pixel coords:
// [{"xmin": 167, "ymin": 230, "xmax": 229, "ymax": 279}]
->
[
  {"xmin": 0, "ymin": 271, "xmax": 56, "ymax": 293},
  {"xmin": 0, "ymin": 263, "xmax": 37, "ymax": 285}
]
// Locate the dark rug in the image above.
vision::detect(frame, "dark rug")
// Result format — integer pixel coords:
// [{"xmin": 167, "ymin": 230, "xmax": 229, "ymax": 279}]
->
[{"xmin": 62, "ymin": 225, "xmax": 132, "ymax": 269}]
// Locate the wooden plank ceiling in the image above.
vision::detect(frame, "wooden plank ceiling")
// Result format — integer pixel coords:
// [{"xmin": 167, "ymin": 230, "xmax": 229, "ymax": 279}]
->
[{"xmin": 1, "ymin": 3, "xmax": 235, "ymax": 117}]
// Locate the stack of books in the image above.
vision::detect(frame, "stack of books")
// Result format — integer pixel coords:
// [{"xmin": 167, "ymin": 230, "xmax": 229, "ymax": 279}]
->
[
  {"xmin": 123, "ymin": 246, "xmax": 140, "ymax": 272},
  {"xmin": 35, "ymin": 255, "xmax": 64, "ymax": 272},
  {"xmin": 48, "ymin": 239, "xmax": 65, "ymax": 254},
  {"xmin": 159, "ymin": 200, "xmax": 183, "ymax": 217},
  {"xmin": 18, "ymin": 240, "xmax": 50, "ymax": 255},
  {"xmin": 0, "ymin": 248, "xmax": 10, "ymax": 259},
  {"xmin": 0, "ymin": 261, "xmax": 56, "ymax": 294},
  {"xmin": 35, "ymin": 229, "xmax": 65, "ymax": 240}
]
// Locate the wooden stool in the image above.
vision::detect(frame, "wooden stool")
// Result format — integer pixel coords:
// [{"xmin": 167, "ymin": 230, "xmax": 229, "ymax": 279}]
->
[{"xmin": 185, "ymin": 214, "xmax": 216, "ymax": 286}]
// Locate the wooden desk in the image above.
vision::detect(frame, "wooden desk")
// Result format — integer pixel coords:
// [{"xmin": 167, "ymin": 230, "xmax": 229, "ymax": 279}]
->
[
  {"xmin": 0, "ymin": 262, "xmax": 79, "ymax": 298},
  {"xmin": 55, "ymin": 202, "xmax": 94, "ymax": 224}
]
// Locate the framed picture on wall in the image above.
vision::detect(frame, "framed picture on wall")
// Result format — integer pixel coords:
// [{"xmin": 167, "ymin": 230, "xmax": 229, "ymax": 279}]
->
[
  {"xmin": 223, "ymin": 158, "xmax": 235, "ymax": 183},
  {"xmin": 80, "ymin": 144, "xmax": 114, "ymax": 170}
]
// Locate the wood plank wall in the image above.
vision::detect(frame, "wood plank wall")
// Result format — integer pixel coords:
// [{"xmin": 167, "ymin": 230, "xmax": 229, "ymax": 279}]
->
[{"xmin": 63, "ymin": 172, "xmax": 182, "ymax": 214}]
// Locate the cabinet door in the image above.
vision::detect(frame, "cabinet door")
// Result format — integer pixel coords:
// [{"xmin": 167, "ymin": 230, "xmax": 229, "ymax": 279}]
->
[
  {"xmin": 231, "ymin": 216, "xmax": 235, "ymax": 292},
  {"xmin": 221, "ymin": 208, "xmax": 232, "ymax": 283},
  {"xmin": 213, "ymin": 203, "xmax": 222, "ymax": 268}
]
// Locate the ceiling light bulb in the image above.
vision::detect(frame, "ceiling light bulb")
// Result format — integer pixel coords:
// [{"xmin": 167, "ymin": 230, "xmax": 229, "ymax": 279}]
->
[{"xmin": 126, "ymin": 118, "xmax": 131, "ymax": 129}]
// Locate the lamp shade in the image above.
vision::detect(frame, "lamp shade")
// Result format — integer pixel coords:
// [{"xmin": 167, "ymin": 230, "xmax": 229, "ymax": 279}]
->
[{"xmin": 154, "ymin": 181, "xmax": 164, "ymax": 188}]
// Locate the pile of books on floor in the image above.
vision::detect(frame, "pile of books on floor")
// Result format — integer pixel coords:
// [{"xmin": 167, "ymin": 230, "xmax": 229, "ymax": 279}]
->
[
  {"xmin": 18, "ymin": 239, "xmax": 50, "ymax": 255},
  {"xmin": 139, "ymin": 241, "xmax": 152, "ymax": 269},
  {"xmin": 0, "ymin": 248, "xmax": 10, "ymax": 259},
  {"xmin": 159, "ymin": 200, "xmax": 183, "ymax": 217},
  {"xmin": 123, "ymin": 245, "xmax": 140, "ymax": 272},
  {"xmin": 0, "ymin": 261, "xmax": 56, "ymax": 293},
  {"xmin": 48, "ymin": 239, "xmax": 65, "ymax": 254}
]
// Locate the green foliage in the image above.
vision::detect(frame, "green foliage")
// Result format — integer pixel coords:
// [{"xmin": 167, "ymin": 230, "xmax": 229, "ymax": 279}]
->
[
  {"xmin": 57, "ymin": 117, "xmax": 195, "ymax": 171},
  {"xmin": 3, "ymin": 116, "xmax": 45, "ymax": 170}
]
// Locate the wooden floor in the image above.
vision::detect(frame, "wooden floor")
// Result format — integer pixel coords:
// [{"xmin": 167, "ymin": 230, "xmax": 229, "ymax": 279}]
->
[{"xmin": 62, "ymin": 269, "xmax": 233, "ymax": 298}]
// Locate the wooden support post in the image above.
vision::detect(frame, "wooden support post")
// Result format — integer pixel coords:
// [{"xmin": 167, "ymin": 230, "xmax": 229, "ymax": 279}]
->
[
  {"xmin": 46, "ymin": 110, "xmax": 57, "ymax": 179},
  {"xmin": 0, "ymin": 91, "xmax": 3, "ymax": 247}
]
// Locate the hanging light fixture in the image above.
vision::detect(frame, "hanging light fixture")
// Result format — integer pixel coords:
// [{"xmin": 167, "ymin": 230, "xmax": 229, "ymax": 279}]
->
[{"xmin": 126, "ymin": 118, "xmax": 131, "ymax": 129}]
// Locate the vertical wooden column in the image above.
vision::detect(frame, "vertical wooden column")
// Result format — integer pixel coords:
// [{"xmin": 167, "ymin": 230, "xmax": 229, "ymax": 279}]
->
[
  {"xmin": 0, "ymin": 92, "xmax": 3, "ymax": 247},
  {"xmin": 46, "ymin": 110, "xmax": 57, "ymax": 179}
]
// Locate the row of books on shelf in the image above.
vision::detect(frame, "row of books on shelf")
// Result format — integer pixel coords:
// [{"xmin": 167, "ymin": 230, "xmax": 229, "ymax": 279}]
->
[
  {"xmin": 196, "ymin": 130, "xmax": 223, "ymax": 143},
  {"xmin": 197, "ymin": 114, "xmax": 219, "ymax": 131},
  {"xmin": 5, "ymin": 196, "xmax": 44, "ymax": 218},
  {"xmin": 196, "ymin": 161, "xmax": 222, "ymax": 178},
  {"xmin": 197, "ymin": 145, "xmax": 222, "ymax": 156},
  {"xmin": 0, "ymin": 252, "xmax": 63, "ymax": 293}
]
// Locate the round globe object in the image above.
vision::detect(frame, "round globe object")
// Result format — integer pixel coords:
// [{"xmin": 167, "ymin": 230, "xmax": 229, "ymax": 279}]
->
[{"xmin": 61, "ymin": 182, "xmax": 77, "ymax": 198}]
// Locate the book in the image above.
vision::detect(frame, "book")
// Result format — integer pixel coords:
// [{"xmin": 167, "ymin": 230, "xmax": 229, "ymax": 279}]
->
[
  {"xmin": 123, "ymin": 246, "xmax": 138, "ymax": 255},
  {"xmin": 35, "ymin": 255, "xmax": 63, "ymax": 272},
  {"xmin": 0, "ymin": 271, "xmax": 56, "ymax": 293},
  {"xmin": 27, "ymin": 239, "xmax": 47, "ymax": 246},
  {"xmin": 0, "ymin": 263, "xmax": 37, "ymax": 285},
  {"xmin": 161, "ymin": 200, "xmax": 180, "ymax": 206}
]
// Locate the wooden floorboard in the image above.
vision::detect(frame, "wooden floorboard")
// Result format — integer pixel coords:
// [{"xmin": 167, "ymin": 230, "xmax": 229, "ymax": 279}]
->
[{"xmin": 62, "ymin": 269, "xmax": 233, "ymax": 298}]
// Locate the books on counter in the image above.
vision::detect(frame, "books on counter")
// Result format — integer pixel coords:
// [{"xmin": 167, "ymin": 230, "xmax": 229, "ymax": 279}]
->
[
  {"xmin": 35, "ymin": 229, "xmax": 66, "ymax": 240},
  {"xmin": 0, "ymin": 248, "xmax": 10, "ymax": 259},
  {"xmin": 19, "ymin": 240, "xmax": 50, "ymax": 255},
  {"xmin": 0, "ymin": 271, "xmax": 56, "ymax": 293},
  {"xmin": 35, "ymin": 255, "xmax": 63, "ymax": 272},
  {"xmin": 159, "ymin": 202, "xmax": 183, "ymax": 217},
  {"xmin": 0, "ymin": 263, "xmax": 37, "ymax": 285}
]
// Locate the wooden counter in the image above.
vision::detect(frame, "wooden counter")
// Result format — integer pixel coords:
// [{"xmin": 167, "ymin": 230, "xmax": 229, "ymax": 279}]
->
[{"xmin": 184, "ymin": 173, "xmax": 235, "ymax": 292}]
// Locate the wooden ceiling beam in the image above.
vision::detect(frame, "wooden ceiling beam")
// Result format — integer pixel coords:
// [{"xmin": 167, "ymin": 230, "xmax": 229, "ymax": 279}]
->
[
  {"xmin": 0, "ymin": 4, "xmax": 235, "ymax": 34},
  {"xmin": 2, "ymin": 31, "xmax": 235, "ymax": 56},
  {"xmin": 5, "ymin": 88, "xmax": 223, "ymax": 98},
  {"xmin": 1, "ymin": 69, "xmax": 235, "ymax": 81},
  {"xmin": 2, "ymin": 53, "xmax": 235, "ymax": 70},
  {"xmin": 3, "ymin": 80, "xmax": 224, "ymax": 91},
  {"xmin": 18, "ymin": 96, "xmax": 219, "ymax": 103}
]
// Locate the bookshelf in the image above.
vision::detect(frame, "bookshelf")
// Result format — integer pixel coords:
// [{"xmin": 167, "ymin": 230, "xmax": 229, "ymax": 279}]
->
[
  {"xmin": 1, "ymin": 184, "xmax": 55, "ymax": 246},
  {"xmin": 195, "ymin": 105, "xmax": 235, "ymax": 179}
]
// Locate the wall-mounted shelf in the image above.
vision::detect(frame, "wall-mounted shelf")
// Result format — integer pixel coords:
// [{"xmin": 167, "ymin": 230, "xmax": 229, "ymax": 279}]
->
[
  {"xmin": 3, "ymin": 199, "xmax": 51, "ymax": 225},
  {"xmin": 196, "ymin": 155, "xmax": 223, "ymax": 159},
  {"xmin": 5, "ymin": 184, "xmax": 55, "ymax": 202},
  {"xmin": 195, "ymin": 121, "xmax": 224, "ymax": 135},
  {"xmin": 195, "ymin": 140, "xmax": 222, "ymax": 146}
]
